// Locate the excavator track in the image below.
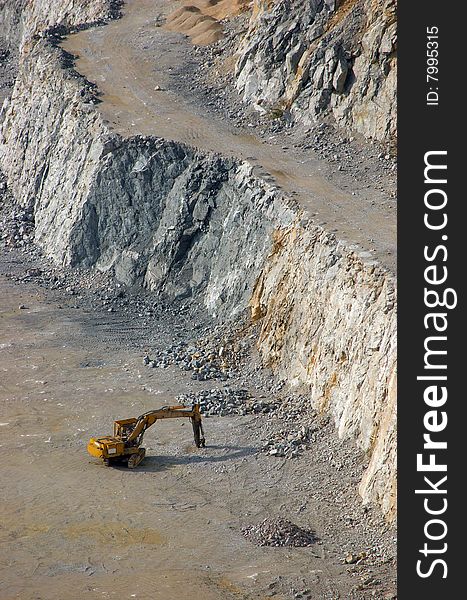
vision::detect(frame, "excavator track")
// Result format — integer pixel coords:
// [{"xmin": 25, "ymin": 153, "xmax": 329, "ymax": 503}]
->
[{"xmin": 127, "ymin": 448, "xmax": 146, "ymax": 469}]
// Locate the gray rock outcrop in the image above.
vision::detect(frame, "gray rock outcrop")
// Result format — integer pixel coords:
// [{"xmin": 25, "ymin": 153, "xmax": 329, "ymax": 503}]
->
[
  {"xmin": 235, "ymin": 0, "xmax": 397, "ymax": 142},
  {"xmin": 0, "ymin": 0, "xmax": 121, "ymax": 51}
]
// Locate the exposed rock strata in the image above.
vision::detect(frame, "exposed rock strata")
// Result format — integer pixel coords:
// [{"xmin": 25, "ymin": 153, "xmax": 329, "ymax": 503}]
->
[
  {"xmin": 0, "ymin": 12, "xmax": 396, "ymax": 519},
  {"xmin": 0, "ymin": 0, "xmax": 121, "ymax": 51},
  {"xmin": 250, "ymin": 225, "xmax": 397, "ymax": 518},
  {"xmin": 235, "ymin": 0, "xmax": 397, "ymax": 142}
]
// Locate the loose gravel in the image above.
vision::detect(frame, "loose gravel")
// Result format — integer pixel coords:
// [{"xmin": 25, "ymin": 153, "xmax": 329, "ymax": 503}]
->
[{"xmin": 242, "ymin": 517, "xmax": 317, "ymax": 548}]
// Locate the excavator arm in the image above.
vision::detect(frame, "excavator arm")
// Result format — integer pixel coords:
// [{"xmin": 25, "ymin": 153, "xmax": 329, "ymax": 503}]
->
[
  {"xmin": 88, "ymin": 403, "xmax": 205, "ymax": 468},
  {"xmin": 123, "ymin": 404, "xmax": 204, "ymax": 446}
]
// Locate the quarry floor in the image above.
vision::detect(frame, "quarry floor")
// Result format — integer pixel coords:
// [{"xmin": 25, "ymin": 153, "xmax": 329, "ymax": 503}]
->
[
  {"xmin": 0, "ymin": 248, "xmax": 397, "ymax": 600},
  {"xmin": 61, "ymin": 0, "xmax": 396, "ymax": 272}
]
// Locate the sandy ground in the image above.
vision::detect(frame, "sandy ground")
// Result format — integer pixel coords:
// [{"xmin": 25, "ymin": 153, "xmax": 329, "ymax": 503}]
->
[
  {"xmin": 61, "ymin": 0, "xmax": 396, "ymax": 272},
  {"xmin": 165, "ymin": 0, "xmax": 249, "ymax": 45},
  {"xmin": 0, "ymin": 248, "xmax": 397, "ymax": 600}
]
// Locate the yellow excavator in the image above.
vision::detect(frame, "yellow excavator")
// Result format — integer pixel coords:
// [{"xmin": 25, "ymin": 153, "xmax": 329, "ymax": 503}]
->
[{"xmin": 87, "ymin": 403, "xmax": 205, "ymax": 468}]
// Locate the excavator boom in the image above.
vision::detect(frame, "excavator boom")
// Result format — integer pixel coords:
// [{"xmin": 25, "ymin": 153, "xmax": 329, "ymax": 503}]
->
[
  {"xmin": 87, "ymin": 403, "xmax": 205, "ymax": 468},
  {"xmin": 123, "ymin": 405, "xmax": 202, "ymax": 443}
]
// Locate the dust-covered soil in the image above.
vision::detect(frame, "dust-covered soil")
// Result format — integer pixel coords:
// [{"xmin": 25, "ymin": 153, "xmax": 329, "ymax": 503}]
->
[
  {"xmin": 165, "ymin": 0, "xmax": 249, "ymax": 45},
  {"xmin": 0, "ymin": 232, "xmax": 397, "ymax": 599}
]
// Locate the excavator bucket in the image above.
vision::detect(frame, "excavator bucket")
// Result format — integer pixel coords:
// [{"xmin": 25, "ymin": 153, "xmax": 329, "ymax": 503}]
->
[{"xmin": 192, "ymin": 418, "xmax": 206, "ymax": 448}]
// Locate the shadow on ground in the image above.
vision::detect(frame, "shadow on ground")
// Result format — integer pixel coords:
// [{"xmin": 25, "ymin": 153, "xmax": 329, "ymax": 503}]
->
[{"xmin": 97, "ymin": 443, "xmax": 258, "ymax": 473}]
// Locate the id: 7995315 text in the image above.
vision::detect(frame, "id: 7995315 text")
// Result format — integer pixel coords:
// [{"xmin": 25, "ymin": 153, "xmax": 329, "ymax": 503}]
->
[{"xmin": 426, "ymin": 26, "xmax": 439, "ymax": 106}]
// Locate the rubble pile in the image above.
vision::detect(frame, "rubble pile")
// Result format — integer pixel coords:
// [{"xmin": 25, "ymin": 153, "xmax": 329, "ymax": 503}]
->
[
  {"xmin": 262, "ymin": 425, "xmax": 316, "ymax": 459},
  {"xmin": 0, "ymin": 184, "xmax": 34, "ymax": 250},
  {"xmin": 144, "ymin": 333, "xmax": 248, "ymax": 381},
  {"xmin": 176, "ymin": 388, "xmax": 277, "ymax": 417},
  {"xmin": 270, "ymin": 393, "xmax": 319, "ymax": 423},
  {"xmin": 242, "ymin": 518, "xmax": 316, "ymax": 547},
  {"xmin": 254, "ymin": 393, "xmax": 323, "ymax": 459}
]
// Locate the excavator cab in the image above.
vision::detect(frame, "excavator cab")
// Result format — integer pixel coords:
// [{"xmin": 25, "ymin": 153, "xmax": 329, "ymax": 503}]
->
[{"xmin": 114, "ymin": 418, "xmax": 138, "ymax": 440}]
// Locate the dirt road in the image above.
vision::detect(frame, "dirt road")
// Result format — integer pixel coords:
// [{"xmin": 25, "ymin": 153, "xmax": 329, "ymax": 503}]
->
[{"xmin": 61, "ymin": 0, "xmax": 396, "ymax": 271}]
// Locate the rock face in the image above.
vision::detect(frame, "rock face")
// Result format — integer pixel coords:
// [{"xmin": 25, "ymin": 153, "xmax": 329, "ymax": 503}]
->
[
  {"xmin": 235, "ymin": 0, "xmax": 397, "ymax": 142},
  {"xmin": 0, "ymin": 5, "xmax": 396, "ymax": 519},
  {"xmin": 0, "ymin": 0, "xmax": 121, "ymax": 51},
  {"xmin": 0, "ymin": 1, "xmax": 24, "ymax": 49},
  {"xmin": 1, "ymin": 39, "xmax": 295, "ymax": 318},
  {"xmin": 250, "ymin": 225, "xmax": 397, "ymax": 517}
]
